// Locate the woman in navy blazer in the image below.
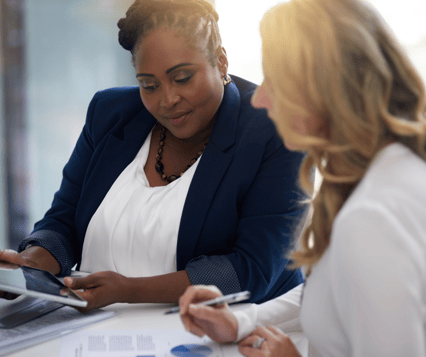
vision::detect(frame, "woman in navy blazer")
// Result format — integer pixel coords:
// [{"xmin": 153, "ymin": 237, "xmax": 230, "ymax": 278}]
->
[{"xmin": 1, "ymin": 0, "xmax": 305, "ymax": 310}]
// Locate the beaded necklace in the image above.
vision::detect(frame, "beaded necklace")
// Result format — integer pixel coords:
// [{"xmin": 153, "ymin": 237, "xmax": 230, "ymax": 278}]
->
[{"xmin": 155, "ymin": 125, "xmax": 207, "ymax": 183}]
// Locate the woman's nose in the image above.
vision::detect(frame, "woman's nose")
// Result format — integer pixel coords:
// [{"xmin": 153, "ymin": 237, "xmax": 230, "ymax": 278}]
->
[{"xmin": 161, "ymin": 86, "xmax": 180, "ymax": 108}]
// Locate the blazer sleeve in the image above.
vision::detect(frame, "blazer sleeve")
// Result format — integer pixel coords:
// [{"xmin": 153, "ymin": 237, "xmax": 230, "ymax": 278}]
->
[
  {"xmin": 185, "ymin": 128, "xmax": 306, "ymax": 302},
  {"xmin": 18, "ymin": 92, "xmax": 101, "ymax": 276}
]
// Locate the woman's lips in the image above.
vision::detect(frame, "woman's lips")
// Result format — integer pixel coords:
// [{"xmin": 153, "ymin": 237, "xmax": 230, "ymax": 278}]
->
[{"xmin": 166, "ymin": 112, "xmax": 190, "ymax": 125}]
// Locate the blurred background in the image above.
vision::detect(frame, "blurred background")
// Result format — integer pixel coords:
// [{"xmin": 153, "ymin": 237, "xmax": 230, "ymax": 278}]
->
[{"xmin": 1, "ymin": 0, "xmax": 425, "ymax": 250}]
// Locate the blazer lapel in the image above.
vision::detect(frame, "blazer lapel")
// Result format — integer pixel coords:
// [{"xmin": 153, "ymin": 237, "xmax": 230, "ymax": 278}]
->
[
  {"xmin": 176, "ymin": 82, "xmax": 241, "ymax": 269},
  {"xmin": 76, "ymin": 108, "xmax": 156, "ymax": 244}
]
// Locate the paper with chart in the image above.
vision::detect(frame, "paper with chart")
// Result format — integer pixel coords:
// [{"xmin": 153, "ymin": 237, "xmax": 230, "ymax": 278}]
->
[{"xmin": 59, "ymin": 328, "xmax": 242, "ymax": 357}]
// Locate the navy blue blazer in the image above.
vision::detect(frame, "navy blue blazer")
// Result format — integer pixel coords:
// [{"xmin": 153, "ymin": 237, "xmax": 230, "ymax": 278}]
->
[{"xmin": 19, "ymin": 75, "xmax": 305, "ymax": 303}]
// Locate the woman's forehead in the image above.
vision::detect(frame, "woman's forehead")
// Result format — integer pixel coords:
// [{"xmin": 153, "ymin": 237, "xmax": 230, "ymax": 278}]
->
[{"xmin": 135, "ymin": 28, "xmax": 209, "ymax": 72}]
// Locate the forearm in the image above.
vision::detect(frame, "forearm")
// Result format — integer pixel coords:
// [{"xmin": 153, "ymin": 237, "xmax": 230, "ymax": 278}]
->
[
  {"xmin": 20, "ymin": 246, "xmax": 61, "ymax": 275},
  {"xmin": 124, "ymin": 270, "xmax": 191, "ymax": 303}
]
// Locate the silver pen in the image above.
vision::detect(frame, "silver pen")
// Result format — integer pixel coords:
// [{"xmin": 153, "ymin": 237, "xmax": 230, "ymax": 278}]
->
[{"xmin": 164, "ymin": 290, "xmax": 251, "ymax": 314}]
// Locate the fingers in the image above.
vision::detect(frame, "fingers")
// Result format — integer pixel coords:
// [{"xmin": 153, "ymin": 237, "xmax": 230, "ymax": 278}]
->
[
  {"xmin": 179, "ymin": 285, "xmax": 223, "ymax": 315},
  {"xmin": 64, "ymin": 274, "xmax": 100, "ymax": 290},
  {"xmin": 63, "ymin": 272, "xmax": 123, "ymax": 312},
  {"xmin": 264, "ymin": 325, "xmax": 284, "ymax": 336},
  {"xmin": 252, "ymin": 325, "xmax": 277, "ymax": 340},
  {"xmin": 239, "ymin": 334, "xmax": 259, "ymax": 346},
  {"xmin": 180, "ymin": 304, "xmax": 219, "ymax": 332},
  {"xmin": 63, "ymin": 275, "xmax": 98, "ymax": 312},
  {"xmin": 74, "ymin": 290, "xmax": 95, "ymax": 312},
  {"xmin": 187, "ymin": 304, "xmax": 224, "ymax": 322},
  {"xmin": 181, "ymin": 315, "xmax": 206, "ymax": 338},
  {"xmin": 239, "ymin": 325, "xmax": 300, "ymax": 357},
  {"xmin": 0, "ymin": 249, "xmax": 24, "ymax": 268},
  {"xmin": 239, "ymin": 332, "xmax": 270, "ymax": 357},
  {"xmin": 179, "ymin": 285, "xmax": 224, "ymax": 336},
  {"xmin": 238, "ymin": 335, "xmax": 265, "ymax": 357}
]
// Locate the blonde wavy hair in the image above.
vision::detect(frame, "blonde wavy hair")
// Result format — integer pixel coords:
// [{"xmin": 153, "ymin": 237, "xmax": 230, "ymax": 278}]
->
[{"xmin": 260, "ymin": 0, "xmax": 426, "ymax": 273}]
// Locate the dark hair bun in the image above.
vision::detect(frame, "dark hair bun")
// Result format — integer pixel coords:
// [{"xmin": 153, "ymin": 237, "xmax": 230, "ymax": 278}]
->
[
  {"xmin": 117, "ymin": 0, "xmax": 219, "ymax": 53},
  {"xmin": 117, "ymin": 18, "xmax": 137, "ymax": 52}
]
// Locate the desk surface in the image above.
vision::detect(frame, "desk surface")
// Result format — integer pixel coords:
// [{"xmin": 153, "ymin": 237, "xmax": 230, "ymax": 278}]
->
[
  {"xmin": 5, "ymin": 302, "xmax": 243, "ymax": 357},
  {"xmin": 5, "ymin": 302, "xmax": 308, "ymax": 357}
]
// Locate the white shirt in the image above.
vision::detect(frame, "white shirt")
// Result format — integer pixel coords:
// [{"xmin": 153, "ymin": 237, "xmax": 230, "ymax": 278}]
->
[
  {"xmin": 80, "ymin": 131, "xmax": 201, "ymax": 277},
  {"xmin": 235, "ymin": 143, "xmax": 426, "ymax": 356}
]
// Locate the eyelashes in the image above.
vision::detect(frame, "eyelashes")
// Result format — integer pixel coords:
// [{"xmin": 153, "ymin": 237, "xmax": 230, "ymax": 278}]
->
[{"xmin": 141, "ymin": 75, "xmax": 193, "ymax": 92}]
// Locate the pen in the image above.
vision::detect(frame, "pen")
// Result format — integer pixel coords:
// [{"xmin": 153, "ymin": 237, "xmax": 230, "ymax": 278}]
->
[{"xmin": 164, "ymin": 290, "xmax": 251, "ymax": 314}]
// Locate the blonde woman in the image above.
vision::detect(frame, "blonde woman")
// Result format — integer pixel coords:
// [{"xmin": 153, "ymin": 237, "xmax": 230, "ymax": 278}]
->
[{"xmin": 178, "ymin": 0, "xmax": 426, "ymax": 356}]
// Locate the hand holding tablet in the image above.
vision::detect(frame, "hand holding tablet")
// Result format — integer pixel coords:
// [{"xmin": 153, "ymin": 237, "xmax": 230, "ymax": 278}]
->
[{"xmin": 0, "ymin": 266, "xmax": 87, "ymax": 308}]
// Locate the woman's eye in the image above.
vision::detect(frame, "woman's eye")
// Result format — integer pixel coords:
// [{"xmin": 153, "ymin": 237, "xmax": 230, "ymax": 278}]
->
[
  {"xmin": 175, "ymin": 76, "xmax": 192, "ymax": 84},
  {"xmin": 142, "ymin": 85, "xmax": 158, "ymax": 92}
]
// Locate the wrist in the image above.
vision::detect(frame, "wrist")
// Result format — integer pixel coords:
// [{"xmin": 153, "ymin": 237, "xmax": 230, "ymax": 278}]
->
[
  {"xmin": 20, "ymin": 246, "xmax": 61, "ymax": 275},
  {"xmin": 122, "ymin": 276, "xmax": 145, "ymax": 303}
]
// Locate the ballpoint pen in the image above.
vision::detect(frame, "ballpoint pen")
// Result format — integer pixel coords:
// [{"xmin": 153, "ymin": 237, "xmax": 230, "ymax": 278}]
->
[{"xmin": 164, "ymin": 290, "xmax": 251, "ymax": 314}]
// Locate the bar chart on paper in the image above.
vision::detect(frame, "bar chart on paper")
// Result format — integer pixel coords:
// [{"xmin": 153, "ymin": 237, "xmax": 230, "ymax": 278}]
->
[
  {"xmin": 59, "ymin": 329, "xmax": 240, "ymax": 357},
  {"xmin": 171, "ymin": 344, "xmax": 213, "ymax": 357}
]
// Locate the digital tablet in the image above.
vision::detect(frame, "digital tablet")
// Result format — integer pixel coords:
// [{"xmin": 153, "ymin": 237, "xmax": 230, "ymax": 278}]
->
[{"xmin": 0, "ymin": 266, "xmax": 88, "ymax": 308}]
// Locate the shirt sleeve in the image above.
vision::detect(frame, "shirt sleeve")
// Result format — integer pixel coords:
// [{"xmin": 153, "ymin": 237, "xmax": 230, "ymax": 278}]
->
[
  {"xmin": 330, "ymin": 201, "xmax": 426, "ymax": 356},
  {"xmin": 234, "ymin": 284, "xmax": 304, "ymax": 340}
]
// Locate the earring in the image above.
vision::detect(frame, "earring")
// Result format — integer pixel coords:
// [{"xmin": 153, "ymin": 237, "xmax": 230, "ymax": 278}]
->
[{"xmin": 223, "ymin": 74, "xmax": 231, "ymax": 86}]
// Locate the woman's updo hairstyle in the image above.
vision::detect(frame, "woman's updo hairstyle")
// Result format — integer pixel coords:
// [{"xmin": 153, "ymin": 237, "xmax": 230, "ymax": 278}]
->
[{"xmin": 117, "ymin": 0, "xmax": 222, "ymax": 66}]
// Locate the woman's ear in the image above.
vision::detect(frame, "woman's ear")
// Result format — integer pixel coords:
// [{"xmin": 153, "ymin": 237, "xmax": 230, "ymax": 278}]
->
[{"xmin": 217, "ymin": 47, "xmax": 229, "ymax": 77}]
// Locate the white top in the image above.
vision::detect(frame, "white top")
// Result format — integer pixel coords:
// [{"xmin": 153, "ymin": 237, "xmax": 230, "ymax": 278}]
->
[
  {"xmin": 234, "ymin": 143, "xmax": 426, "ymax": 356},
  {"xmin": 80, "ymin": 131, "xmax": 201, "ymax": 277}
]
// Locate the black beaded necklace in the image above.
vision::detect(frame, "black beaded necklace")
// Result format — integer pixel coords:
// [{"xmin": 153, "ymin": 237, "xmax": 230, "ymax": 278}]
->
[{"xmin": 155, "ymin": 125, "xmax": 207, "ymax": 183}]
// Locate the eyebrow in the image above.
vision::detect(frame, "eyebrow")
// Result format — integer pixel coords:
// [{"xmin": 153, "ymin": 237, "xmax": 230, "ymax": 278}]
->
[{"xmin": 136, "ymin": 63, "xmax": 194, "ymax": 78}]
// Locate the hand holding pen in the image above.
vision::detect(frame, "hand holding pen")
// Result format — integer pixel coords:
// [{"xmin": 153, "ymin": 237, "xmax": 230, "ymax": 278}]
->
[
  {"xmin": 177, "ymin": 286, "xmax": 289, "ymax": 354},
  {"xmin": 177, "ymin": 285, "xmax": 247, "ymax": 344}
]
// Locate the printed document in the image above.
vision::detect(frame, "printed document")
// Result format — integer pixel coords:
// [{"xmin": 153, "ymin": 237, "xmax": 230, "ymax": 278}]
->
[{"xmin": 59, "ymin": 328, "xmax": 242, "ymax": 357}]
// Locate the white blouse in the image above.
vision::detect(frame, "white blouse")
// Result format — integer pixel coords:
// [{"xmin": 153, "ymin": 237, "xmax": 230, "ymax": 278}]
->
[
  {"xmin": 234, "ymin": 143, "xmax": 426, "ymax": 356},
  {"xmin": 80, "ymin": 131, "xmax": 201, "ymax": 277}
]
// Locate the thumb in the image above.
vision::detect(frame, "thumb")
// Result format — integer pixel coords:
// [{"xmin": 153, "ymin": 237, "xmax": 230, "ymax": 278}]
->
[
  {"xmin": 64, "ymin": 276, "xmax": 87, "ymax": 289},
  {"xmin": 64, "ymin": 275, "xmax": 99, "ymax": 290}
]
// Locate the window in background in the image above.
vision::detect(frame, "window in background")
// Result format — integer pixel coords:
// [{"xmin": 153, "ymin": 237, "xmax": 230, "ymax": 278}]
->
[
  {"xmin": 1, "ymin": 0, "xmax": 27, "ymax": 250},
  {"xmin": 370, "ymin": 0, "xmax": 426, "ymax": 80},
  {"xmin": 216, "ymin": 0, "xmax": 426, "ymax": 84},
  {"xmin": 1, "ymin": 0, "xmax": 137, "ymax": 249},
  {"xmin": 216, "ymin": 0, "xmax": 425, "ymax": 206},
  {"xmin": 24, "ymin": 0, "xmax": 137, "ymax": 242},
  {"xmin": 0, "ymin": 1, "xmax": 6, "ymax": 248}
]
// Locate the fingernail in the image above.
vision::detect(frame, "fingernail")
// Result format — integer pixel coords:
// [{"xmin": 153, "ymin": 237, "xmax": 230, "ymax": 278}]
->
[
  {"xmin": 189, "ymin": 304, "xmax": 198, "ymax": 310},
  {"xmin": 64, "ymin": 277, "xmax": 72, "ymax": 285}
]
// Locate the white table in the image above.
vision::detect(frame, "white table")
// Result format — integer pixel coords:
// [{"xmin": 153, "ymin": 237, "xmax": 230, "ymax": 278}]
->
[{"xmin": 5, "ymin": 302, "xmax": 308, "ymax": 356}]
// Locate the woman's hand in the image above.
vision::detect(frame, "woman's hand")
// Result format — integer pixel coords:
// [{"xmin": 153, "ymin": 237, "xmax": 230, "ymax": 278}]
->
[
  {"xmin": 0, "ymin": 249, "xmax": 22, "ymax": 300},
  {"xmin": 0, "ymin": 246, "xmax": 61, "ymax": 275},
  {"xmin": 0, "ymin": 249, "xmax": 26, "ymax": 269},
  {"xmin": 0, "ymin": 247, "xmax": 61, "ymax": 300},
  {"xmin": 179, "ymin": 285, "xmax": 239, "ymax": 343},
  {"xmin": 63, "ymin": 271, "xmax": 130, "ymax": 312},
  {"xmin": 238, "ymin": 325, "xmax": 302, "ymax": 357}
]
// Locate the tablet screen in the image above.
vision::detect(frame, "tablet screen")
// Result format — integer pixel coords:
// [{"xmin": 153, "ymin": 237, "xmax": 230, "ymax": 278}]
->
[{"xmin": 0, "ymin": 266, "xmax": 87, "ymax": 307}]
